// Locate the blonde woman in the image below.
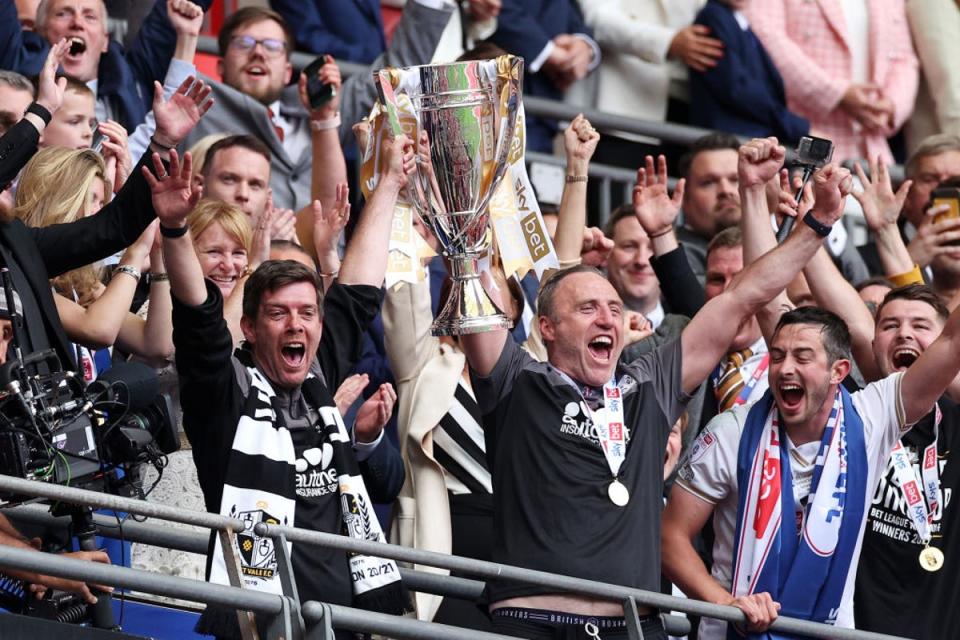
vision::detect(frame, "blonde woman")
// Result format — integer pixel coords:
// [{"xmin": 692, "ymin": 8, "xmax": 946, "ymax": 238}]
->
[{"xmin": 12, "ymin": 147, "xmax": 173, "ymax": 373}]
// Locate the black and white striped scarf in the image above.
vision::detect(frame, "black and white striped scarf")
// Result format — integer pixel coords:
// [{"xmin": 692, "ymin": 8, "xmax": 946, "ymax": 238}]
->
[{"xmin": 209, "ymin": 364, "xmax": 407, "ymax": 614}]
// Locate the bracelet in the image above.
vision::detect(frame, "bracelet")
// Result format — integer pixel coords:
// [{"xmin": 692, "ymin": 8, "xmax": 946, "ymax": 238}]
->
[
  {"xmin": 318, "ymin": 269, "xmax": 340, "ymax": 278},
  {"xmin": 649, "ymin": 227, "xmax": 674, "ymax": 239},
  {"xmin": 565, "ymin": 175, "xmax": 588, "ymax": 183},
  {"xmin": 310, "ymin": 113, "xmax": 341, "ymax": 131},
  {"xmin": 802, "ymin": 212, "xmax": 833, "ymax": 238},
  {"xmin": 149, "ymin": 135, "xmax": 176, "ymax": 151},
  {"xmin": 26, "ymin": 102, "xmax": 52, "ymax": 125},
  {"xmin": 114, "ymin": 264, "xmax": 141, "ymax": 282},
  {"xmin": 159, "ymin": 224, "xmax": 188, "ymax": 238},
  {"xmin": 147, "ymin": 272, "xmax": 170, "ymax": 284}
]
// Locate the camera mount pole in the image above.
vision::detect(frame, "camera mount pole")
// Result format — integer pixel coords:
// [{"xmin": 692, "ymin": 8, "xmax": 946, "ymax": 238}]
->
[
  {"xmin": 775, "ymin": 164, "xmax": 816, "ymax": 243},
  {"xmin": 0, "ymin": 268, "xmax": 27, "ymax": 370},
  {"xmin": 68, "ymin": 506, "xmax": 118, "ymax": 630}
]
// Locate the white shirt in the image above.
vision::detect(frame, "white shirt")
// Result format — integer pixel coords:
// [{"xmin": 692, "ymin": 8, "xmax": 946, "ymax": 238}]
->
[
  {"xmin": 268, "ymin": 99, "xmax": 311, "ymax": 166},
  {"xmin": 841, "ymin": 0, "xmax": 871, "ymax": 85},
  {"xmin": 676, "ymin": 373, "xmax": 907, "ymax": 639}
]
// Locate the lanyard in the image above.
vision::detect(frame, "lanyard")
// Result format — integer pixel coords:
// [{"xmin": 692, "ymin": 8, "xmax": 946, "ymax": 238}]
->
[
  {"xmin": 890, "ymin": 403, "xmax": 942, "ymax": 544},
  {"xmin": 559, "ymin": 373, "xmax": 628, "ymax": 478}
]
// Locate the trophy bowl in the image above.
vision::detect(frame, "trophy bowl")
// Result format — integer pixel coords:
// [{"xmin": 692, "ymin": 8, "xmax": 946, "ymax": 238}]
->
[{"xmin": 376, "ymin": 56, "xmax": 523, "ymax": 336}]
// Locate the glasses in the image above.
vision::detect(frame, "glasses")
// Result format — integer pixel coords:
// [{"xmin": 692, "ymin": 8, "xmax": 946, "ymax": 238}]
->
[{"xmin": 228, "ymin": 35, "xmax": 287, "ymax": 57}]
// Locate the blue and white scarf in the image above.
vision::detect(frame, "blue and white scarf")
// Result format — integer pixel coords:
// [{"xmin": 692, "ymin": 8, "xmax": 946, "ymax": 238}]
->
[{"xmin": 728, "ymin": 387, "xmax": 866, "ymax": 638}]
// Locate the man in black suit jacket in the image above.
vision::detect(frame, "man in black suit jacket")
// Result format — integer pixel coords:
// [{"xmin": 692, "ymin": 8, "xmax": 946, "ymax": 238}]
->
[
  {"xmin": 0, "ymin": 42, "xmax": 213, "ymax": 370},
  {"xmin": 689, "ymin": 0, "xmax": 808, "ymax": 144}
]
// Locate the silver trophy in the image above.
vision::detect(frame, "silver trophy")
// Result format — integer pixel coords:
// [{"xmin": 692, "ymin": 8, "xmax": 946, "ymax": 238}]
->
[{"xmin": 376, "ymin": 57, "xmax": 523, "ymax": 336}]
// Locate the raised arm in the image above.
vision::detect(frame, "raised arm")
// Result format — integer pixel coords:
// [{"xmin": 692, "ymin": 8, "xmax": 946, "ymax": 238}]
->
[
  {"xmin": 552, "ymin": 115, "xmax": 600, "ymax": 264},
  {"xmin": 851, "ymin": 157, "xmax": 915, "ymax": 278},
  {"xmin": 296, "ymin": 57, "xmax": 348, "ymax": 258},
  {"xmin": 736, "ymin": 138, "xmax": 794, "ymax": 342},
  {"xmin": 338, "ymin": 134, "xmax": 413, "ymax": 287},
  {"xmin": 0, "ymin": 41, "xmax": 68, "ymax": 188},
  {"xmin": 147, "ymin": 151, "xmax": 205, "ymax": 306},
  {"xmin": 56, "ymin": 224, "xmax": 157, "ymax": 350},
  {"xmin": 901, "ymin": 298, "xmax": 960, "ymax": 424},
  {"xmin": 680, "ymin": 163, "xmax": 852, "ymax": 394},
  {"xmin": 632, "ymin": 154, "xmax": 705, "ymax": 316}
]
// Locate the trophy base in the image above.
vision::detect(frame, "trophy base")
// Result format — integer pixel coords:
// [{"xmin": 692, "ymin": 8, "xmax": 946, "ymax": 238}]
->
[{"xmin": 431, "ymin": 259, "xmax": 512, "ymax": 337}]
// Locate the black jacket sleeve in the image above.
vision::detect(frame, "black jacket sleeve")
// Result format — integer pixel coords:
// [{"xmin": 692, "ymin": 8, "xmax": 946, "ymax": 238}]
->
[
  {"xmin": 30, "ymin": 153, "xmax": 157, "ymax": 277},
  {"xmin": 317, "ymin": 283, "xmax": 385, "ymax": 391},
  {"xmin": 651, "ymin": 246, "xmax": 706, "ymax": 317},
  {"xmin": 173, "ymin": 280, "xmax": 242, "ymax": 511},
  {"xmin": 0, "ymin": 117, "xmax": 40, "ymax": 190}
]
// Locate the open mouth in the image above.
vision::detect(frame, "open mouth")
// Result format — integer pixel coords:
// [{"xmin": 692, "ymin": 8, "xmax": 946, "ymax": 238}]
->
[
  {"xmin": 210, "ymin": 275, "xmax": 236, "ymax": 290},
  {"xmin": 281, "ymin": 342, "xmax": 306, "ymax": 367},
  {"xmin": 587, "ymin": 335, "xmax": 613, "ymax": 363},
  {"xmin": 779, "ymin": 381, "xmax": 805, "ymax": 411},
  {"xmin": 68, "ymin": 37, "xmax": 87, "ymax": 57},
  {"xmin": 244, "ymin": 65, "xmax": 267, "ymax": 78},
  {"xmin": 892, "ymin": 346, "xmax": 920, "ymax": 369}
]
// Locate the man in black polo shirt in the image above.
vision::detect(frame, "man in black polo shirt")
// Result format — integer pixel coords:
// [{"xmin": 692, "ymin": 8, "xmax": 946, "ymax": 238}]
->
[{"xmin": 461, "ymin": 157, "xmax": 855, "ymax": 639}]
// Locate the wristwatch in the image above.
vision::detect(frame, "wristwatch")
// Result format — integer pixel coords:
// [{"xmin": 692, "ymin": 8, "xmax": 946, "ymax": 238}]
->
[{"xmin": 802, "ymin": 212, "xmax": 832, "ymax": 238}]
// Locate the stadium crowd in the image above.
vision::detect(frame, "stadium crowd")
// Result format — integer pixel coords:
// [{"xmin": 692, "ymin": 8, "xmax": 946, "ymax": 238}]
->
[{"xmin": 0, "ymin": 0, "xmax": 958, "ymax": 639}]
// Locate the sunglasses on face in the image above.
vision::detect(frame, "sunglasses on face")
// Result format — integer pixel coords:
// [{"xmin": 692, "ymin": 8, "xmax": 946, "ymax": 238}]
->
[{"xmin": 229, "ymin": 35, "xmax": 287, "ymax": 57}]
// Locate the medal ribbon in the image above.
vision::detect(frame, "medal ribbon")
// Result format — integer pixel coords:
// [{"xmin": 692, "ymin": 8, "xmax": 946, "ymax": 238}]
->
[
  {"xmin": 558, "ymin": 373, "xmax": 628, "ymax": 478},
  {"xmin": 889, "ymin": 403, "xmax": 942, "ymax": 545}
]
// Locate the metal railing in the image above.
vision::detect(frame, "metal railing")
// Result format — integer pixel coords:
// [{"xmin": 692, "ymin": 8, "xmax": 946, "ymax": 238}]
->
[{"xmin": 0, "ymin": 475, "xmax": 907, "ymax": 640}]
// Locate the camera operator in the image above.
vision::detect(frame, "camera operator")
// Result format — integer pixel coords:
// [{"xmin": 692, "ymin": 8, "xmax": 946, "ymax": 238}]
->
[
  {"xmin": 0, "ymin": 292, "xmax": 111, "ymax": 606},
  {"xmin": 0, "ymin": 38, "xmax": 212, "ymax": 371}
]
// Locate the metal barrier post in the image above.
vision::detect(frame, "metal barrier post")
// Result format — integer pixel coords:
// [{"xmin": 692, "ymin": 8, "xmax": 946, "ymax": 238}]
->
[
  {"xmin": 269, "ymin": 533, "xmax": 305, "ymax": 640},
  {"xmin": 624, "ymin": 597, "xmax": 646, "ymax": 640}
]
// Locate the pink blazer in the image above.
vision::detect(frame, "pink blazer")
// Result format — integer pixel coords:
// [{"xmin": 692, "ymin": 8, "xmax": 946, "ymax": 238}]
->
[{"xmin": 746, "ymin": 0, "xmax": 918, "ymax": 163}]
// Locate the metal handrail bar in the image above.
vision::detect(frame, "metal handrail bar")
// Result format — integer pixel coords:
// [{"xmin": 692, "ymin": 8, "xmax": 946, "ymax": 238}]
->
[
  {"xmin": 0, "ymin": 476, "xmax": 904, "ymax": 639},
  {"xmin": 1, "ymin": 504, "xmax": 692, "ymax": 637},
  {"xmin": 255, "ymin": 523, "xmax": 902, "ymax": 640},
  {"xmin": 0, "ymin": 544, "xmax": 281, "ymax": 614},
  {"xmin": 0, "ymin": 475, "xmax": 244, "ymax": 533},
  {"xmin": 4, "ymin": 503, "xmax": 210, "ymax": 555},
  {"xmin": 0, "ymin": 545, "xmax": 520, "ymax": 640}
]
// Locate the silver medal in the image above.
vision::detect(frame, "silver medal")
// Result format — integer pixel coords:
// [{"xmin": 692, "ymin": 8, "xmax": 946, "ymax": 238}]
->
[{"xmin": 608, "ymin": 480, "xmax": 630, "ymax": 506}]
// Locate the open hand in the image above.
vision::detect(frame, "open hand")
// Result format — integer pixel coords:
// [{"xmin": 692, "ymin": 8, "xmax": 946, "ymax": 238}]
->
[
  {"xmin": 36, "ymin": 39, "xmax": 70, "ymax": 114},
  {"xmin": 335, "ymin": 373, "xmax": 369, "ymax": 415},
  {"xmin": 152, "ymin": 76, "xmax": 214, "ymax": 148},
  {"xmin": 313, "ymin": 183, "xmax": 350, "ymax": 261},
  {"xmin": 142, "ymin": 150, "xmax": 200, "ymax": 228},
  {"xmin": 632, "ymin": 155, "xmax": 684, "ymax": 236},
  {"xmin": 851, "ymin": 156, "xmax": 911, "ymax": 233}
]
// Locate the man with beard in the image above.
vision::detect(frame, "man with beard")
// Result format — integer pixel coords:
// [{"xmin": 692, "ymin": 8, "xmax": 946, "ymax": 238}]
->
[
  {"xmin": 663, "ymin": 297, "xmax": 960, "ymax": 637},
  {"xmin": 461, "ymin": 155, "xmax": 853, "ymax": 638},
  {"xmin": 851, "ymin": 284, "xmax": 960, "ymax": 638},
  {"xmin": 675, "ymin": 133, "xmax": 742, "ymax": 281}
]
